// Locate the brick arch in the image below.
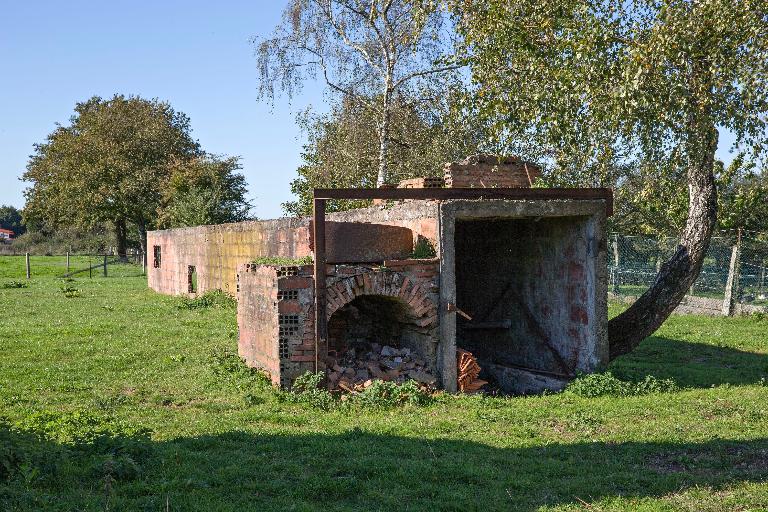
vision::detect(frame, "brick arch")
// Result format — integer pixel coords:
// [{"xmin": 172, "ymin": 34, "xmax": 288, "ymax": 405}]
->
[{"xmin": 326, "ymin": 269, "xmax": 438, "ymax": 328}]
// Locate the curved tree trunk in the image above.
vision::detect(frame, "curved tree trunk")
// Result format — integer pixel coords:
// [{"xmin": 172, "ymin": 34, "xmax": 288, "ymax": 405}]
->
[
  {"xmin": 607, "ymin": 125, "xmax": 719, "ymax": 360},
  {"xmin": 114, "ymin": 218, "xmax": 128, "ymax": 260}
]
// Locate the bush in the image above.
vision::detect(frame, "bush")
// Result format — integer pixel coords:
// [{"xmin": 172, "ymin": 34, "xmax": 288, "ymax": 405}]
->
[
  {"xmin": 350, "ymin": 379, "xmax": 432, "ymax": 408},
  {"xmin": 251, "ymin": 256, "xmax": 313, "ymax": 266},
  {"xmin": 1, "ymin": 281, "xmax": 29, "ymax": 289},
  {"xmin": 566, "ymin": 371, "xmax": 678, "ymax": 398},
  {"xmin": 178, "ymin": 290, "xmax": 236, "ymax": 310},
  {"xmin": 284, "ymin": 372, "xmax": 433, "ymax": 410}
]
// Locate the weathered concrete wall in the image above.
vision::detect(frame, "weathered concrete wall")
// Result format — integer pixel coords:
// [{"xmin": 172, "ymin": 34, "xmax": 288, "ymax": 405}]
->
[
  {"xmin": 147, "ymin": 218, "xmax": 312, "ymax": 296},
  {"xmin": 439, "ymin": 199, "xmax": 609, "ymax": 394},
  {"xmin": 147, "ymin": 201, "xmax": 437, "ymax": 297}
]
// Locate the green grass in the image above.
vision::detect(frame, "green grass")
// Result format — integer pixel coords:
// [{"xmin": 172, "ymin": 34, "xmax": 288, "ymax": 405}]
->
[{"xmin": 1, "ymin": 256, "xmax": 768, "ymax": 511}]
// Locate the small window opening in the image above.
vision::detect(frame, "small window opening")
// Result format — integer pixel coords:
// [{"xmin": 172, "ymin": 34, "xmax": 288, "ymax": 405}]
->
[
  {"xmin": 188, "ymin": 265, "xmax": 197, "ymax": 293},
  {"xmin": 153, "ymin": 246, "xmax": 162, "ymax": 268}
]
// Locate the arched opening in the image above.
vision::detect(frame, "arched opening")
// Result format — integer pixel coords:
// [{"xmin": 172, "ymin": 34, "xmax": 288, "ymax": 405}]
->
[{"xmin": 327, "ymin": 294, "xmax": 437, "ymax": 386}]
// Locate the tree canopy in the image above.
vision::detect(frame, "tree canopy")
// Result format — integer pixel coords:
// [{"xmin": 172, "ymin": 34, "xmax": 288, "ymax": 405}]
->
[
  {"xmin": 455, "ymin": 0, "xmax": 768, "ymax": 357},
  {"xmin": 23, "ymin": 95, "xmax": 251, "ymax": 255},
  {"xmin": 255, "ymin": 0, "xmax": 463, "ymax": 185},
  {"xmin": 283, "ymin": 93, "xmax": 484, "ymax": 216},
  {"xmin": 0, "ymin": 205, "xmax": 25, "ymax": 237}
]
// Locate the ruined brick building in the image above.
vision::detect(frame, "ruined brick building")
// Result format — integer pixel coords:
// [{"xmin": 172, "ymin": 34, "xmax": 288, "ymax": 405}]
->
[{"xmin": 147, "ymin": 156, "xmax": 612, "ymax": 394}]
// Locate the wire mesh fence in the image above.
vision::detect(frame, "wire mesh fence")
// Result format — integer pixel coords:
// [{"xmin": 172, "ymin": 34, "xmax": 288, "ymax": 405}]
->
[{"xmin": 609, "ymin": 232, "xmax": 768, "ymax": 308}]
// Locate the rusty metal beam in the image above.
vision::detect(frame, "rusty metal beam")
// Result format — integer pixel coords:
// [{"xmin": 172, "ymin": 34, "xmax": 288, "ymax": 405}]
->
[
  {"xmin": 314, "ymin": 187, "xmax": 613, "ymax": 216},
  {"xmin": 312, "ymin": 198, "xmax": 327, "ymax": 373}
]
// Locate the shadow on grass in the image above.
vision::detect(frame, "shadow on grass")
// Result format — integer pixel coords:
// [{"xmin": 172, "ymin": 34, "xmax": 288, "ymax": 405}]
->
[
  {"xmin": 609, "ymin": 337, "xmax": 768, "ymax": 389},
  {"xmin": 2, "ymin": 425, "xmax": 768, "ymax": 511}
]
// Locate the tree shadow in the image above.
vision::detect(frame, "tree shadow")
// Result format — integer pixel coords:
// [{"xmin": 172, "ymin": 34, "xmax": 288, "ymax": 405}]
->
[
  {"xmin": 609, "ymin": 336, "xmax": 768, "ymax": 389},
  {"xmin": 2, "ymin": 424, "xmax": 767, "ymax": 511}
]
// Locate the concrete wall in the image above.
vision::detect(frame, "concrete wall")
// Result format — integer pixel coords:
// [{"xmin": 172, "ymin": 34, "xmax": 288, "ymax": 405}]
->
[
  {"xmin": 438, "ymin": 199, "xmax": 609, "ymax": 394},
  {"xmin": 148, "ymin": 218, "xmax": 311, "ymax": 296},
  {"xmin": 147, "ymin": 201, "xmax": 439, "ymax": 297}
]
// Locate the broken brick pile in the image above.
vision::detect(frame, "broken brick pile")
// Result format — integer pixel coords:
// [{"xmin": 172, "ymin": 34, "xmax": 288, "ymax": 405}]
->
[
  {"xmin": 237, "ymin": 260, "xmax": 440, "ymax": 390},
  {"xmin": 327, "ymin": 343, "xmax": 437, "ymax": 393}
]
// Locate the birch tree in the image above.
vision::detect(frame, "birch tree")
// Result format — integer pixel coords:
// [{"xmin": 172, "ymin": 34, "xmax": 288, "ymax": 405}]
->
[
  {"xmin": 456, "ymin": 0, "xmax": 768, "ymax": 359},
  {"xmin": 255, "ymin": 0, "xmax": 462, "ymax": 185}
]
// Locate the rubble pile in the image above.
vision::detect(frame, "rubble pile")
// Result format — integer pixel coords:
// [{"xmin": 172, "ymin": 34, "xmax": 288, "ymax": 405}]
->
[{"xmin": 327, "ymin": 343, "xmax": 437, "ymax": 393}]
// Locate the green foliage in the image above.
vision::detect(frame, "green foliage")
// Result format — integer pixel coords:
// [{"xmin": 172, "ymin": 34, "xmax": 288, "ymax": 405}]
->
[
  {"xmin": 1, "ymin": 280, "xmax": 28, "ymax": 289},
  {"xmin": 22, "ymin": 95, "xmax": 250, "ymax": 251},
  {"xmin": 283, "ymin": 372, "xmax": 337, "ymax": 410},
  {"xmin": 410, "ymin": 237, "xmax": 436, "ymax": 259},
  {"xmin": 567, "ymin": 371, "xmax": 679, "ymax": 398},
  {"xmin": 456, "ymin": 0, "xmax": 768, "ymax": 175},
  {"xmin": 0, "ymin": 205, "xmax": 25, "ymax": 236},
  {"xmin": 256, "ymin": 1, "xmax": 464, "ymax": 186},
  {"xmin": 178, "ymin": 290, "xmax": 237, "ymax": 310},
  {"xmin": 283, "ymin": 96, "xmax": 485, "ymax": 216},
  {"xmin": 15, "ymin": 410, "xmax": 150, "ymax": 446},
  {"xmin": 59, "ymin": 284, "xmax": 80, "ymax": 298},
  {"xmin": 251, "ymin": 255, "xmax": 314, "ymax": 266},
  {"xmin": 351, "ymin": 379, "xmax": 433, "ymax": 408},
  {"xmin": 157, "ymin": 155, "xmax": 252, "ymax": 229}
]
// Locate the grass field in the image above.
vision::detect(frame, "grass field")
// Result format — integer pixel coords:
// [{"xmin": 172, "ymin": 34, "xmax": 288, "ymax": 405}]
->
[{"xmin": 1, "ymin": 255, "xmax": 767, "ymax": 511}]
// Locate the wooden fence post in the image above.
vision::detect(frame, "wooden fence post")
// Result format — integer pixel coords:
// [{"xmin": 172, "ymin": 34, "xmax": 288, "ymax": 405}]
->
[
  {"xmin": 722, "ymin": 231, "xmax": 742, "ymax": 316},
  {"xmin": 611, "ymin": 234, "xmax": 620, "ymax": 294},
  {"xmin": 66, "ymin": 251, "xmax": 70, "ymax": 273},
  {"xmin": 141, "ymin": 251, "xmax": 146, "ymax": 275},
  {"xmin": 103, "ymin": 255, "xmax": 108, "ymax": 277},
  {"xmin": 25, "ymin": 253, "xmax": 30, "ymax": 279}
]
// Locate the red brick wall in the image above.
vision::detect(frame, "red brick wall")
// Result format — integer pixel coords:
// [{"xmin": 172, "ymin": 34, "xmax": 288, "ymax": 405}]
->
[
  {"xmin": 236, "ymin": 260, "xmax": 441, "ymax": 389},
  {"xmin": 237, "ymin": 264, "xmax": 281, "ymax": 385}
]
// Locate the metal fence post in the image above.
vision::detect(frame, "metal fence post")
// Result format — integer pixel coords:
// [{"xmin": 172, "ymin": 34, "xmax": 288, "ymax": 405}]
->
[
  {"xmin": 66, "ymin": 251, "xmax": 70, "ymax": 273},
  {"xmin": 611, "ymin": 234, "xmax": 620, "ymax": 294},
  {"xmin": 141, "ymin": 251, "xmax": 146, "ymax": 275}
]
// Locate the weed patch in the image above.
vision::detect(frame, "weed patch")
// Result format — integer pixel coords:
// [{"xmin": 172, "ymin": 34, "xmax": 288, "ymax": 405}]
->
[
  {"xmin": 251, "ymin": 255, "xmax": 313, "ymax": 266},
  {"xmin": 566, "ymin": 371, "xmax": 679, "ymax": 398},
  {"xmin": 1, "ymin": 280, "xmax": 28, "ymax": 289},
  {"xmin": 178, "ymin": 290, "xmax": 236, "ymax": 310},
  {"xmin": 59, "ymin": 284, "xmax": 80, "ymax": 298}
]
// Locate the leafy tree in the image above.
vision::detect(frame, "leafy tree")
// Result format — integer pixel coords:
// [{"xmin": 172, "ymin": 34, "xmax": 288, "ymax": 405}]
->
[
  {"xmin": 456, "ymin": 0, "xmax": 768, "ymax": 359},
  {"xmin": 283, "ymin": 93, "xmax": 484, "ymax": 216},
  {"xmin": 255, "ymin": 0, "xmax": 463, "ymax": 186},
  {"xmin": 22, "ymin": 95, "xmax": 250, "ymax": 255},
  {"xmin": 615, "ymin": 155, "xmax": 768, "ymax": 238},
  {"xmin": 157, "ymin": 156, "xmax": 252, "ymax": 228},
  {"xmin": 0, "ymin": 205, "xmax": 25, "ymax": 236}
]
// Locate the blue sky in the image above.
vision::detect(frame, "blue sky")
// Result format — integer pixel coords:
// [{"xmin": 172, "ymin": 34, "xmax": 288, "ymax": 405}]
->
[
  {"xmin": 0, "ymin": 1, "xmax": 326, "ymax": 219},
  {"xmin": 0, "ymin": 1, "xmax": 739, "ymax": 220}
]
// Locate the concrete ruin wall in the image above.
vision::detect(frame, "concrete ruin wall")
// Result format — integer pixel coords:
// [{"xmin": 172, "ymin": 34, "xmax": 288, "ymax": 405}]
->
[
  {"xmin": 147, "ymin": 218, "xmax": 311, "ymax": 296},
  {"xmin": 147, "ymin": 201, "xmax": 439, "ymax": 297}
]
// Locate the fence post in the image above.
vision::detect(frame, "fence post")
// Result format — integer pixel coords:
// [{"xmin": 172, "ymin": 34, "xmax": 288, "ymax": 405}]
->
[
  {"xmin": 25, "ymin": 253, "xmax": 30, "ymax": 279},
  {"xmin": 612, "ymin": 234, "xmax": 620, "ymax": 294},
  {"xmin": 66, "ymin": 251, "xmax": 70, "ymax": 273},
  {"xmin": 141, "ymin": 251, "xmax": 146, "ymax": 275},
  {"xmin": 89, "ymin": 256, "xmax": 92, "ymax": 279},
  {"xmin": 721, "ymin": 231, "xmax": 742, "ymax": 316},
  {"xmin": 103, "ymin": 255, "xmax": 108, "ymax": 277}
]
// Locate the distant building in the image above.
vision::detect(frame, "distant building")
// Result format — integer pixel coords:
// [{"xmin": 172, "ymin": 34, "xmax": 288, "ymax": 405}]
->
[{"xmin": 0, "ymin": 228, "xmax": 14, "ymax": 240}]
